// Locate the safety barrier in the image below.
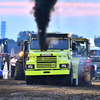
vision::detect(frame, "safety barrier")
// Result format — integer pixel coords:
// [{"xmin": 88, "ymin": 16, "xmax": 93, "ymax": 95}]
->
[
  {"xmin": 3, "ymin": 62, "xmax": 8, "ymax": 79},
  {"xmin": 0, "ymin": 54, "xmax": 11, "ymax": 79}
]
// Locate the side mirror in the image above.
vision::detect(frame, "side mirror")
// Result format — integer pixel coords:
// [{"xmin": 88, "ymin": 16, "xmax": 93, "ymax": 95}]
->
[
  {"xmin": 72, "ymin": 43, "xmax": 76, "ymax": 50},
  {"xmin": 18, "ymin": 42, "xmax": 21, "ymax": 46}
]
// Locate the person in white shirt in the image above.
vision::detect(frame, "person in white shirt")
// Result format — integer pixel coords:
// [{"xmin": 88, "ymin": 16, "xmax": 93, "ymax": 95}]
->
[
  {"xmin": 76, "ymin": 43, "xmax": 81, "ymax": 54},
  {"xmin": 10, "ymin": 56, "xmax": 17, "ymax": 79}
]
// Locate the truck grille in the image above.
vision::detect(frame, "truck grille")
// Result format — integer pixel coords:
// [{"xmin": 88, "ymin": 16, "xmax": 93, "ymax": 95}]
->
[{"xmin": 37, "ymin": 56, "xmax": 57, "ymax": 68}]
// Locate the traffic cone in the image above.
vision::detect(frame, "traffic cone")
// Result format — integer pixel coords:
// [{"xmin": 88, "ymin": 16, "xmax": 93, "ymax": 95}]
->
[{"xmin": 3, "ymin": 62, "xmax": 8, "ymax": 79}]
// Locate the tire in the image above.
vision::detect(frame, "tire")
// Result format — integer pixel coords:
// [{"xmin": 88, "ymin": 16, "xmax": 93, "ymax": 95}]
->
[
  {"xmin": 66, "ymin": 75, "xmax": 73, "ymax": 86},
  {"xmin": 14, "ymin": 62, "xmax": 25, "ymax": 80},
  {"xmin": 64, "ymin": 67, "xmax": 73, "ymax": 86},
  {"xmin": 73, "ymin": 78, "xmax": 78, "ymax": 86},
  {"xmin": 26, "ymin": 76, "xmax": 33, "ymax": 85}
]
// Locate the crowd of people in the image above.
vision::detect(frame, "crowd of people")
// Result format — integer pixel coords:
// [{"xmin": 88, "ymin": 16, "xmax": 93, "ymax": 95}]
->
[{"xmin": 1, "ymin": 54, "xmax": 18, "ymax": 79}]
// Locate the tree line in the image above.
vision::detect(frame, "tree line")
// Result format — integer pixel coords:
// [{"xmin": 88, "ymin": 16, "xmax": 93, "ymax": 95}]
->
[
  {"xmin": 7, "ymin": 31, "xmax": 34, "ymax": 54},
  {"xmin": 7, "ymin": 31, "xmax": 83, "ymax": 54}
]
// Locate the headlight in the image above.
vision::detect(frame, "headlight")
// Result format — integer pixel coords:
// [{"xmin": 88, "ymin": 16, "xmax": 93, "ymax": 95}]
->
[
  {"xmin": 19, "ymin": 51, "xmax": 24, "ymax": 56},
  {"xmin": 60, "ymin": 64, "xmax": 69, "ymax": 68},
  {"xmin": 27, "ymin": 65, "xmax": 34, "ymax": 69}
]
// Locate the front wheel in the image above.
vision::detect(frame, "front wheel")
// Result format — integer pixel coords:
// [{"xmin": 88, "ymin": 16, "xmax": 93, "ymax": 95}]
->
[
  {"xmin": 14, "ymin": 61, "xmax": 25, "ymax": 80},
  {"xmin": 26, "ymin": 76, "xmax": 33, "ymax": 85},
  {"xmin": 63, "ymin": 69, "xmax": 73, "ymax": 86}
]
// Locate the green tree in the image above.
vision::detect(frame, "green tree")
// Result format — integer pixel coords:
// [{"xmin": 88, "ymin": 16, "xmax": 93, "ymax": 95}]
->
[
  {"xmin": 7, "ymin": 39, "xmax": 17, "ymax": 54},
  {"xmin": 17, "ymin": 31, "xmax": 29, "ymax": 42}
]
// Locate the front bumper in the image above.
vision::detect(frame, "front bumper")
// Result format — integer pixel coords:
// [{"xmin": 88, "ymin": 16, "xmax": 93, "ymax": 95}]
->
[{"xmin": 25, "ymin": 69, "xmax": 70, "ymax": 76}]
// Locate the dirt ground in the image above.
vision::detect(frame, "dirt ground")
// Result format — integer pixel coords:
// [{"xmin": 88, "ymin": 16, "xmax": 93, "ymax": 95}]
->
[{"xmin": 0, "ymin": 79, "xmax": 100, "ymax": 100}]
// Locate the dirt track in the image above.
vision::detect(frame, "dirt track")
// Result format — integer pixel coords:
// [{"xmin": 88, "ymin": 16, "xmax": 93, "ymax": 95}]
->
[{"xmin": 0, "ymin": 79, "xmax": 100, "ymax": 100}]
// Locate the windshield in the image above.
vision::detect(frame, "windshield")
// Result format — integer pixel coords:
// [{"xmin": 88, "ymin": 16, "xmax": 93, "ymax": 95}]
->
[
  {"xmin": 30, "ymin": 37, "xmax": 68, "ymax": 50},
  {"xmin": 72, "ymin": 41, "xmax": 87, "ymax": 56},
  {"xmin": 90, "ymin": 50, "xmax": 100, "ymax": 57}
]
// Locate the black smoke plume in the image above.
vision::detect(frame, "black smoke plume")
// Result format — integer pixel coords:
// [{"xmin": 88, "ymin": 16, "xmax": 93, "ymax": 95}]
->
[{"xmin": 33, "ymin": 0, "xmax": 57, "ymax": 50}]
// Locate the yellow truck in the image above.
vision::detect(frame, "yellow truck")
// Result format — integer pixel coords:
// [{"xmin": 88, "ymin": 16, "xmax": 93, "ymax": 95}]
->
[{"xmin": 25, "ymin": 33, "xmax": 74, "ymax": 85}]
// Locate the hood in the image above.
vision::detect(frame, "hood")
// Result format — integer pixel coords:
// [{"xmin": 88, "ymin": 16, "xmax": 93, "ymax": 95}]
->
[{"xmin": 29, "ymin": 50, "xmax": 69, "ymax": 57}]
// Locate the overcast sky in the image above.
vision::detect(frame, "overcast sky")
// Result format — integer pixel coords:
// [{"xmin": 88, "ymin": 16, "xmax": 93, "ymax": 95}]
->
[{"xmin": 0, "ymin": 0, "xmax": 100, "ymax": 41}]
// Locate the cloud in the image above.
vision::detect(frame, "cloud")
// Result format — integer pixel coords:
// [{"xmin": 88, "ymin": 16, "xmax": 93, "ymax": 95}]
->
[
  {"xmin": 0, "ymin": 8, "xmax": 30, "ymax": 16},
  {"xmin": 56, "ymin": 2, "xmax": 100, "ymax": 8},
  {"xmin": 0, "ymin": 2, "xmax": 34, "ymax": 8},
  {"xmin": 0, "ymin": 2, "xmax": 100, "ymax": 16},
  {"xmin": 53, "ymin": 3, "xmax": 100, "ymax": 16},
  {"xmin": 53, "ymin": 9, "xmax": 100, "ymax": 16},
  {"xmin": 0, "ymin": 2, "xmax": 34, "ymax": 16}
]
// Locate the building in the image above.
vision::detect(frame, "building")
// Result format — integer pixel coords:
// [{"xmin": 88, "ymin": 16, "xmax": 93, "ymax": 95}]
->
[{"xmin": 0, "ymin": 20, "xmax": 6, "ymax": 38}]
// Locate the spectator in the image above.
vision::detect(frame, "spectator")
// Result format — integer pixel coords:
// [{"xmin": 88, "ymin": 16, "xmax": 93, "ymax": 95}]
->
[
  {"xmin": 81, "ymin": 46, "xmax": 86, "ymax": 56},
  {"xmin": 10, "ymin": 55, "xmax": 17, "ymax": 79},
  {"xmin": 93, "ymin": 51, "xmax": 96, "ymax": 56},
  {"xmin": 1, "ymin": 55, "xmax": 6, "ymax": 70},
  {"xmin": 76, "ymin": 43, "xmax": 81, "ymax": 54}
]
